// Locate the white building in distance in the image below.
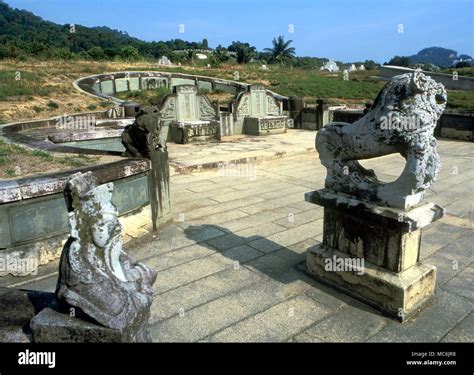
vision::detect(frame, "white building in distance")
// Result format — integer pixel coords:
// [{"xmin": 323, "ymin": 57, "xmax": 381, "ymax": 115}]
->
[
  {"xmin": 157, "ymin": 56, "xmax": 172, "ymax": 65},
  {"xmin": 320, "ymin": 60, "xmax": 340, "ymax": 73}
]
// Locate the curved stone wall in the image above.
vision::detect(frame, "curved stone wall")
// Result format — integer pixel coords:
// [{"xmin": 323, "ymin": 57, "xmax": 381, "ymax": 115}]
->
[{"xmin": 73, "ymin": 70, "xmax": 287, "ymax": 103}]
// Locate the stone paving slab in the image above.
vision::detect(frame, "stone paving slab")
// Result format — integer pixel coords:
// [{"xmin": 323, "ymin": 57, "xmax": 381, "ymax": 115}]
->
[
  {"xmin": 441, "ymin": 312, "xmax": 474, "ymax": 342},
  {"xmin": 291, "ymin": 301, "xmax": 389, "ymax": 342},
  {"xmin": 3, "ymin": 138, "xmax": 473, "ymax": 343},
  {"xmin": 367, "ymin": 290, "xmax": 473, "ymax": 342},
  {"xmin": 205, "ymin": 295, "xmax": 331, "ymax": 342}
]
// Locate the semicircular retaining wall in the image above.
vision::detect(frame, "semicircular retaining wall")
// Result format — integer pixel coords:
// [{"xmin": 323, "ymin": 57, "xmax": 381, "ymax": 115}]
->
[{"xmin": 73, "ymin": 70, "xmax": 287, "ymax": 103}]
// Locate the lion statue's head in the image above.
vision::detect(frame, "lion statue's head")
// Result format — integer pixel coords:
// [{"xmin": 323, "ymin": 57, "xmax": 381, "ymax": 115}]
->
[
  {"xmin": 317, "ymin": 69, "xmax": 447, "ymax": 208},
  {"xmin": 367, "ymin": 69, "xmax": 447, "ymax": 141}
]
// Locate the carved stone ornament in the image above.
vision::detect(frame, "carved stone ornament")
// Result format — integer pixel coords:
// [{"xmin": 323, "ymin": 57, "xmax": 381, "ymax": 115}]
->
[
  {"xmin": 237, "ymin": 95, "xmax": 250, "ymax": 117},
  {"xmin": 267, "ymin": 95, "xmax": 280, "ymax": 115},
  {"xmin": 199, "ymin": 96, "xmax": 216, "ymax": 119},
  {"xmin": 160, "ymin": 97, "xmax": 176, "ymax": 119},
  {"xmin": 56, "ymin": 172, "xmax": 157, "ymax": 342}
]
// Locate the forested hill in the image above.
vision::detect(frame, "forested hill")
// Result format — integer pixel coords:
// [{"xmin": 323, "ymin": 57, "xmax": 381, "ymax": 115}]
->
[
  {"xmin": 0, "ymin": 1, "xmax": 208, "ymax": 59},
  {"xmin": 408, "ymin": 47, "xmax": 472, "ymax": 68}
]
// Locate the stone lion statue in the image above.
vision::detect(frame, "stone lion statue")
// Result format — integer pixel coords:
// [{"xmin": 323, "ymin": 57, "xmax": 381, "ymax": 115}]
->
[
  {"xmin": 316, "ymin": 69, "xmax": 447, "ymax": 209},
  {"xmin": 121, "ymin": 105, "xmax": 166, "ymax": 158}
]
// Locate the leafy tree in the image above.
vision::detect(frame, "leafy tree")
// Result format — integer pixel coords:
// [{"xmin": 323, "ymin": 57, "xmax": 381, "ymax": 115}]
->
[
  {"xmin": 363, "ymin": 59, "xmax": 379, "ymax": 70},
  {"xmin": 87, "ymin": 46, "xmax": 106, "ymax": 60},
  {"xmin": 50, "ymin": 48, "xmax": 73, "ymax": 60},
  {"xmin": 120, "ymin": 45, "xmax": 139, "ymax": 61},
  {"xmin": 264, "ymin": 36, "xmax": 295, "ymax": 66},
  {"xmin": 385, "ymin": 56, "xmax": 411, "ymax": 67},
  {"xmin": 236, "ymin": 45, "xmax": 252, "ymax": 64},
  {"xmin": 186, "ymin": 50, "xmax": 196, "ymax": 64},
  {"xmin": 227, "ymin": 41, "xmax": 256, "ymax": 64},
  {"xmin": 214, "ymin": 45, "xmax": 230, "ymax": 63},
  {"xmin": 455, "ymin": 61, "xmax": 471, "ymax": 68}
]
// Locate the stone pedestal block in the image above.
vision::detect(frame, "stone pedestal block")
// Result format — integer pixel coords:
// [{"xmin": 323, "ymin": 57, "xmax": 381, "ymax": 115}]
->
[
  {"xmin": 307, "ymin": 245, "xmax": 436, "ymax": 321},
  {"xmin": 31, "ymin": 308, "xmax": 123, "ymax": 343},
  {"xmin": 305, "ymin": 189, "xmax": 444, "ymax": 322}
]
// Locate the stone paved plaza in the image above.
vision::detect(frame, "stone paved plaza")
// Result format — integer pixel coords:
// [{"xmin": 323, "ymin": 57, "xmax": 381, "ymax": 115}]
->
[
  {"xmin": 3, "ymin": 132, "xmax": 473, "ymax": 342},
  {"xmin": 168, "ymin": 129, "xmax": 314, "ymax": 174}
]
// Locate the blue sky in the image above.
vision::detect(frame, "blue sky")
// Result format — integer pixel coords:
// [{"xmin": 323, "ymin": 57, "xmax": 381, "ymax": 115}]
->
[{"xmin": 5, "ymin": 0, "xmax": 474, "ymax": 63}]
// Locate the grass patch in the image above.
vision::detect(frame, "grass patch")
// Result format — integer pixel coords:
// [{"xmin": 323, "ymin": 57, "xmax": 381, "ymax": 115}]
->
[
  {"xmin": 0, "ymin": 140, "xmax": 25, "ymax": 155},
  {"xmin": 446, "ymin": 90, "xmax": 474, "ymax": 112},
  {"xmin": 116, "ymin": 86, "xmax": 172, "ymax": 105},
  {"xmin": 0, "ymin": 139, "xmax": 99, "ymax": 178},
  {"xmin": 31, "ymin": 149, "xmax": 54, "ymax": 160},
  {"xmin": 46, "ymin": 101, "xmax": 59, "ymax": 109},
  {"xmin": 58, "ymin": 154, "xmax": 95, "ymax": 167},
  {"xmin": 0, "ymin": 70, "xmax": 56, "ymax": 100},
  {"xmin": 440, "ymin": 67, "xmax": 474, "ymax": 78},
  {"xmin": 4, "ymin": 167, "xmax": 16, "ymax": 177}
]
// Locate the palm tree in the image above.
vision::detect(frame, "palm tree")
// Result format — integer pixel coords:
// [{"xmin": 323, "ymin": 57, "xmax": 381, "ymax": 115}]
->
[{"xmin": 264, "ymin": 36, "xmax": 296, "ymax": 66}]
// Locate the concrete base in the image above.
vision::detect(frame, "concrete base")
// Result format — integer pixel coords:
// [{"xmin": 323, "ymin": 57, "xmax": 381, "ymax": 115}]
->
[
  {"xmin": 30, "ymin": 307, "xmax": 123, "ymax": 343},
  {"xmin": 306, "ymin": 244, "xmax": 436, "ymax": 322}
]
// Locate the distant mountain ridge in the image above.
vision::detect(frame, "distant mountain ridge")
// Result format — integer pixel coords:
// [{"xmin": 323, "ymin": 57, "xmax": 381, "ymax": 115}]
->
[{"xmin": 408, "ymin": 47, "xmax": 472, "ymax": 67}]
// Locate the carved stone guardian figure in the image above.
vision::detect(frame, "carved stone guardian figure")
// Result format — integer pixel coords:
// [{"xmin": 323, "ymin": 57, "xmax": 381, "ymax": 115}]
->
[{"xmin": 56, "ymin": 171, "xmax": 157, "ymax": 341}]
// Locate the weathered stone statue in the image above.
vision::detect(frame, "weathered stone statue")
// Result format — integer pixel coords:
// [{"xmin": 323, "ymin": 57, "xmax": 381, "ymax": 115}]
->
[
  {"xmin": 121, "ymin": 105, "xmax": 172, "ymax": 231},
  {"xmin": 122, "ymin": 105, "xmax": 165, "ymax": 158},
  {"xmin": 56, "ymin": 171, "xmax": 157, "ymax": 342},
  {"xmin": 316, "ymin": 69, "xmax": 447, "ymax": 209},
  {"xmin": 305, "ymin": 70, "xmax": 446, "ymax": 322}
]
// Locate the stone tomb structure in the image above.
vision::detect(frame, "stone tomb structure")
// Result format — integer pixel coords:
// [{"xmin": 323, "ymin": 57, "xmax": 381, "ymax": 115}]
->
[
  {"xmin": 233, "ymin": 85, "xmax": 287, "ymax": 136},
  {"xmin": 160, "ymin": 85, "xmax": 220, "ymax": 144},
  {"xmin": 305, "ymin": 70, "xmax": 447, "ymax": 321}
]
